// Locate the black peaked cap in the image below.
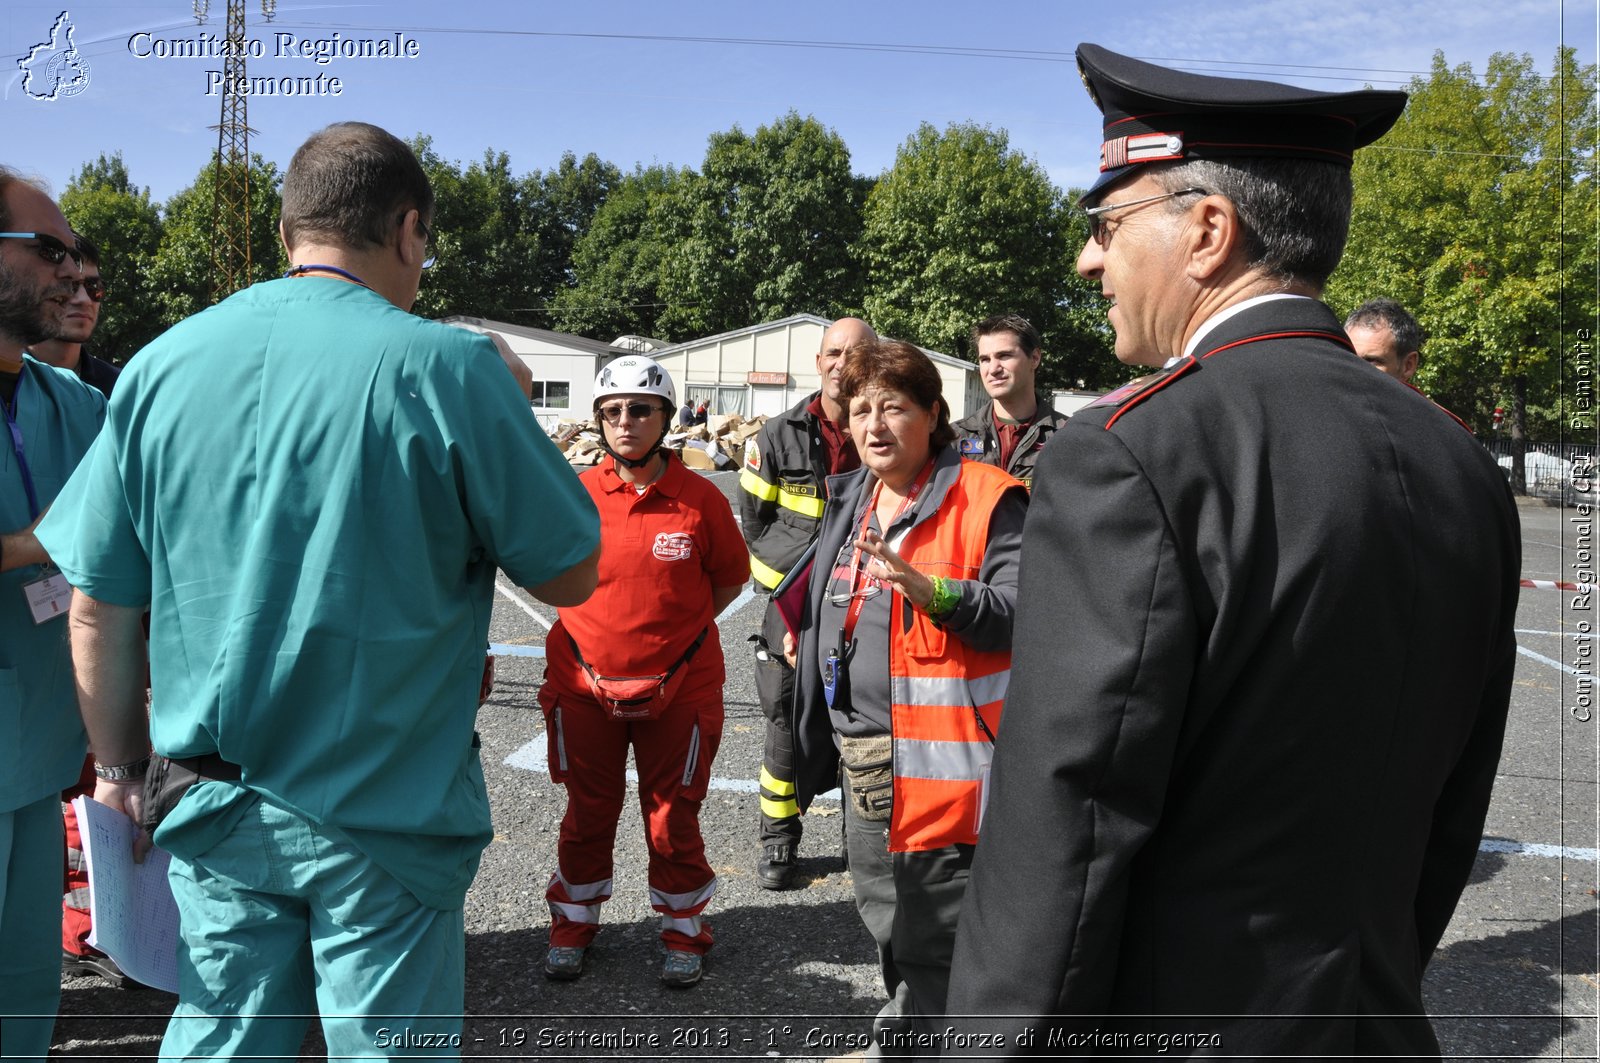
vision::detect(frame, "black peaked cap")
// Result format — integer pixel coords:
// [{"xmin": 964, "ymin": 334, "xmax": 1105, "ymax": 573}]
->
[{"xmin": 1076, "ymin": 43, "xmax": 1407, "ymax": 201}]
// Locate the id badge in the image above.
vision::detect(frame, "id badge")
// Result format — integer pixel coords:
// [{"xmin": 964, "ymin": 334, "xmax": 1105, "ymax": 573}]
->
[{"xmin": 23, "ymin": 569, "xmax": 71, "ymax": 624}]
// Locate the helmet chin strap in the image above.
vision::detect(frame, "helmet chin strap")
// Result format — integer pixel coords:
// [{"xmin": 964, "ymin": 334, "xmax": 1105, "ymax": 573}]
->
[{"xmin": 599, "ymin": 425, "xmax": 668, "ymax": 470}]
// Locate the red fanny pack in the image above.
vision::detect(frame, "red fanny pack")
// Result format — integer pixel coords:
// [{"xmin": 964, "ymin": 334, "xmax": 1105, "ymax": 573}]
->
[{"xmin": 568, "ymin": 628, "xmax": 708, "ymax": 721}]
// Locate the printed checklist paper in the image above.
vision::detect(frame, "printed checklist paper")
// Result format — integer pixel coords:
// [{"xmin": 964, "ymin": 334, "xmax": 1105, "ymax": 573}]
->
[{"xmin": 72, "ymin": 796, "xmax": 181, "ymax": 994}]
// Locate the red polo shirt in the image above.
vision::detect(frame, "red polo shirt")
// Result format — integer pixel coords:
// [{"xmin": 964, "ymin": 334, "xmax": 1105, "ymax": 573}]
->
[{"xmin": 544, "ymin": 455, "xmax": 749, "ymax": 704}]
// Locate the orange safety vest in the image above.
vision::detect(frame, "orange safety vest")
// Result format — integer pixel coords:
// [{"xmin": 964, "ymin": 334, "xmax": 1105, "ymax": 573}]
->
[{"xmin": 887, "ymin": 460, "xmax": 1018, "ymax": 852}]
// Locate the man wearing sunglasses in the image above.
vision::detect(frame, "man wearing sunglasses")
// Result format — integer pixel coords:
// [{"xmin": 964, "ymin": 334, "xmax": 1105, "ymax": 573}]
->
[
  {"xmin": 25, "ymin": 230, "xmax": 132, "ymax": 996},
  {"xmin": 949, "ymin": 47, "xmax": 1520, "ymax": 1058},
  {"xmin": 36, "ymin": 123, "xmax": 600, "ymax": 1059},
  {"xmin": 29, "ymin": 234, "xmax": 118, "ymax": 401},
  {"xmin": 0, "ymin": 169, "xmax": 109, "ymax": 1061}
]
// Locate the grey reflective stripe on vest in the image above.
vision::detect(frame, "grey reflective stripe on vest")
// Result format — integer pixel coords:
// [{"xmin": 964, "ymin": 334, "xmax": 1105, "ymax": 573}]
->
[
  {"xmin": 893, "ymin": 736, "xmax": 993, "ymax": 781},
  {"xmin": 893, "ymin": 670, "xmax": 1010, "ymax": 709}
]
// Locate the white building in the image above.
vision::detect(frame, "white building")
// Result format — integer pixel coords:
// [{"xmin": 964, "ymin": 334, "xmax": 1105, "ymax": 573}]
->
[
  {"xmin": 441, "ymin": 316, "xmax": 623, "ymax": 429},
  {"xmin": 442, "ymin": 313, "xmax": 984, "ymax": 426},
  {"xmin": 646, "ymin": 314, "xmax": 983, "ymax": 421}
]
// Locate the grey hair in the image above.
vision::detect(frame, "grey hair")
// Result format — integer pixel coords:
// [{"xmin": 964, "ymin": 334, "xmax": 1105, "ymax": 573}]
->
[
  {"xmin": 1150, "ymin": 157, "xmax": 1353, "ymax": 289},
  {"xmin": 1344, "ymin": 297, "xmax": 1423, "ymax": 356}
]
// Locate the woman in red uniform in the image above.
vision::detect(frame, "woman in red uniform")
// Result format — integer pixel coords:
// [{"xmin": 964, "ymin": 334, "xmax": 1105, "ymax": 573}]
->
[{"xmin": 539, "ymin": 355, "xmax": 748, "ymax": 988}]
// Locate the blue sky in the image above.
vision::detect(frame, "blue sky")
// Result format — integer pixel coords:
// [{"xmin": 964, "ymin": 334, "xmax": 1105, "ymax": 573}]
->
[{"xmin": 3, "ymin": 1, "xmax": 1596, "ymax": 205}]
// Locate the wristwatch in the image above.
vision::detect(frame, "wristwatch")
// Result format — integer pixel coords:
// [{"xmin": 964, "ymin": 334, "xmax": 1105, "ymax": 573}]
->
[{"xmin": 93, "ymin": 757, "xmax": 150, "ymax": 782}]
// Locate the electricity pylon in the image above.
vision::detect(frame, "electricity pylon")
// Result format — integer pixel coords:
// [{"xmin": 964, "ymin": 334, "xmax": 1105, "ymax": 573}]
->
[{"xmin": 193, "ymin": 1, "xmax": 276, "ymax": 301}]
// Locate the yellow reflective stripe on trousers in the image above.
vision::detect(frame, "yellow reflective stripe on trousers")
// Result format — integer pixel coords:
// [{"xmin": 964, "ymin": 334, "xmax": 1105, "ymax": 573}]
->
[
  {"xmin": 893, "ymin": 736, "xmax": 993, "ymax": 782},
  {"xmin": 760, "ymin": 766, "xmax": 799, "ymax": 816},
  {"xmin": 761, "ymin": 794, "xmax": 800, "ymax": 818},
  {"xmin": 759, "ymin": 766, "xmax": 796, "ymax": 796},
  {"xmin": 893, "ymin": 671, "xmax": 1010, "ymax": 708}
]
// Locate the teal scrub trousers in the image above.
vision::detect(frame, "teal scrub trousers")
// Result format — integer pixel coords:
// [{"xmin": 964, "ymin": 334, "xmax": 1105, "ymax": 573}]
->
[
  {"xmin": 160, "ymin": 793, "xmax": 467, "ymax": 1062},
  {"xmin": 0, "ymin": 794, "xmax": 66, "ymax": 1062}
]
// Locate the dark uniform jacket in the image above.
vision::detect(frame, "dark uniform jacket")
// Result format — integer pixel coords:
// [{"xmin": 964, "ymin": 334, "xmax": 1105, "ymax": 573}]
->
[
  {"xmin": 740, "ymin": 391, "xmax": 833, "ymax": 591},
  {"xmin": 77, "ymin": 353, "xmax": 120, "ymax": 400},
  {"xmin": 946, "ymin": 298, "xmax": 1521, "ymax": 1058},
  {"xmin": 951, "ymin": 396, "xmax": 1069, "ymax": 489}
]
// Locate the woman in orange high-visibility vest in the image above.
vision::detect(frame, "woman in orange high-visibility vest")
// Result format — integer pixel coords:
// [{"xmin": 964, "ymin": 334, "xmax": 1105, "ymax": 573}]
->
[{"xmin": 784, "ymin": 339, "xmax": 1028, "ymax": 1058}]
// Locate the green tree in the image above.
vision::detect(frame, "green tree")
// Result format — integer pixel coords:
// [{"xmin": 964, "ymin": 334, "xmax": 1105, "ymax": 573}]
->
[
  {"xmin": 409, "ymin": 138, "xmax": 538, "ymax": 323},
  {"xmin": 549, "ymin": 164, "xmax": 685, "ymax": 341},
  {"xmin": 147, "ymin": 154, "xmax": 285, "ymax": 327},
  {"xmin": 858, "ymin": 122, "xmax": 1115, "ymax": 387},
  {"xmin": 656, "ymin": 112, "xmax": 865, "ymax": 338},
  {"xmin": 59, "ymin": 152, "xmax": 165, "ymax": 363},
  {"xmin": 525, "ymin": 151, "xmax": 622, "ymax": 305},
  {"xmin": 1330, "ymin": 48, "xmax": 1597, "ymax": 472}
]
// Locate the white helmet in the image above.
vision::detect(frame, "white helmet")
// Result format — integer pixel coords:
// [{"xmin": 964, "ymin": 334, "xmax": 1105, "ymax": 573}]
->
[
  {"xmin": 592, "ymin": 355, "xmax": 676, "ymax": 470},
  {"xmin": 594, "ymin": 355, "xmax": 675, "ymax": 409}
]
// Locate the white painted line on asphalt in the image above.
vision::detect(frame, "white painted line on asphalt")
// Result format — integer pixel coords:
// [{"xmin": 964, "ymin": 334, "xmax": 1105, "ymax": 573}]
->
[
  {"xmin": 1516, "ymin": 644, "xmax": 1589, "ymax": 678},
  {"xmin": 719, "ymin": 586, "xmax": 756, "ymax": 620},
  {"xmin": 1516, "ymin": 629, "xmax": 1595, "ymax": 639},
  {"xmin": 1479, "ymin": 839, "xmax": 1600, "ymax": 862},
  {"xmin": 495, "ymin": 579, "xmax": 552, "ymax": 630},
  {"xmin": 505, "ymin": 737, "xmax": 840, "ymax": 801},
  {"xmin": 501, "ymin": 742, "xmax": 1593, "ymax": 860},
  {"xmin": 489, "ymin": 644, "xmax": 545, "ymax": 658}
]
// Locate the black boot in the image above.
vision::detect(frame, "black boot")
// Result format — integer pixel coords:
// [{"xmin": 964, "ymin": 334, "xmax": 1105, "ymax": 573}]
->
[{"xmin": 757, "ymin": 841, "xmax": 798, "ymax": 890}]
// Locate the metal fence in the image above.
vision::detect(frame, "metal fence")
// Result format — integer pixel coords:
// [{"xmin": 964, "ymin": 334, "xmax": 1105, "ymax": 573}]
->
[{"xmin": 1482, "ymin": 439, "xmax": 1598, "ymax": 503}]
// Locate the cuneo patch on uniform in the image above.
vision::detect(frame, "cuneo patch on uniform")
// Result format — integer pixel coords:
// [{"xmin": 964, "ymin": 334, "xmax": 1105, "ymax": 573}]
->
[{"xmin": 744, "ymin": 439, "xmax": 761, "ymax": 471}]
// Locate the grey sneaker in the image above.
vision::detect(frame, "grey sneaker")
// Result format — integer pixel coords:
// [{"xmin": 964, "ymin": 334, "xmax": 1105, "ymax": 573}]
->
[
  {"xmin": 660, "ymin": 949, "xmax": 703, "ymax": 988},
  {"xmin": 544, "ymin": 945, "xmax": 586, "ymax": 981}
]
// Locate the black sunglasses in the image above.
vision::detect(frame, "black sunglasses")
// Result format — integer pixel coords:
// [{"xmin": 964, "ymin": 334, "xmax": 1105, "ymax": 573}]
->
[
  {"xmin": 398, "ymin": 211, "xmax": 436, "ymax": 269},
  {"xmin": 74, "ymin": 276, "xmax": 106, "ymax": 302},
  {"xmin": 0, "ymin": 232, "xmax": 86, "ymax": 268},
  {"xmin": 597, "ymin": 401, "xmax": 662, "ymax": 424}
]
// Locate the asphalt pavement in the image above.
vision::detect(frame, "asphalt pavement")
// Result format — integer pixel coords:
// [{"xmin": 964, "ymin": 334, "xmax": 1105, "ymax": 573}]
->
[{"xmin": 52, "ymin": 474, "xmax": 1599, "ymax": 1060}]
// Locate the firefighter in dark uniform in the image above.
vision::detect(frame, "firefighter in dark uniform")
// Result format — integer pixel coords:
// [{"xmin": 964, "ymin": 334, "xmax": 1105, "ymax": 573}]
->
[
  {"xmin": 947, "ymin": 46, "xmax": 1521, "ymax": 1058},
  {"xmin": 951, "ymin": 314, "xmax": 1069, "ymax": 490},
  {"xmin": 743, "ymin": 316, "xmax": 875, "ymax": 888}
]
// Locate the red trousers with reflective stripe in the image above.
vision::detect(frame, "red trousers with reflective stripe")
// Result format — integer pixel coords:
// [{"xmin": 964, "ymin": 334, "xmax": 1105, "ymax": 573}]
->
[
  {"xmin": 542, "ymin": 690, "xmax": 722, "ymax": 953},
  {"xmin": 61, "ymin": 755, "xmax": 97, "ymax": 956}
]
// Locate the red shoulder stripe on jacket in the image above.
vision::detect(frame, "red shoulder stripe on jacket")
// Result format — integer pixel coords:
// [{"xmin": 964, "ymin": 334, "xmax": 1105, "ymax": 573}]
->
[
  {"xmin": 1101, "ymin": 357, "xmax": 1201, "ymax": 430},
  {"xmin": 1405, "ymin": 381, "xmax": 1475, "ymax": 434},
  {"xmin": 1200, "ymin": 329, "xmax": 1353, "ymax": 359}
]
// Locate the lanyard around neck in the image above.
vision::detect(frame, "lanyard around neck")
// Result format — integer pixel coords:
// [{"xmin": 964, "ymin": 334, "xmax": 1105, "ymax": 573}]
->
[
  {"xmin": 284, "ymin": 264, "xmax": 372, "ymax": 289},
  {"xmin": 838, "ymin": 457, "xmax": 935, "ymax": 645},
  {"xmin": 2, "ymin": 365, "xmax": 41, "ymax": 520}
]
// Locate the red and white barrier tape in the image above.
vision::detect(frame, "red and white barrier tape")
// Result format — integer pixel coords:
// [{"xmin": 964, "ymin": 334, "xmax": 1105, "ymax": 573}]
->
[{"xmin": 1520, "ymin": 579, "xmax": 1595, "ymax": 593}]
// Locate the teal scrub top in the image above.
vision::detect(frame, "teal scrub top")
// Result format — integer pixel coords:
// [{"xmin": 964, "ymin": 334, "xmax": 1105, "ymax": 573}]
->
[
  {"xmin": 38, "ymin": 278, "xmax": 599, "ymax": 907},
  {"xmin": 0, "ymin": 358, "xmax": 104, "ymax": 813}
]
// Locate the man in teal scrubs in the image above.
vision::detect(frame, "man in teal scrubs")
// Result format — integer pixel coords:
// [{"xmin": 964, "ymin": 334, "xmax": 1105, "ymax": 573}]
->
[
  {"xmin": 0, "ymin": 171, "xmax": 107, "ymax": 1061},
  {"xmin": 37, "ymin": 124, "xmax": 600, "ymax": 1059}
]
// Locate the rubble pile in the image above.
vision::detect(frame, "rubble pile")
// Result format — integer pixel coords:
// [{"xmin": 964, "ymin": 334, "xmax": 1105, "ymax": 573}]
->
[{"xmin": 548, "ymin": 412, "xmax": 767, "ymax": 471}]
